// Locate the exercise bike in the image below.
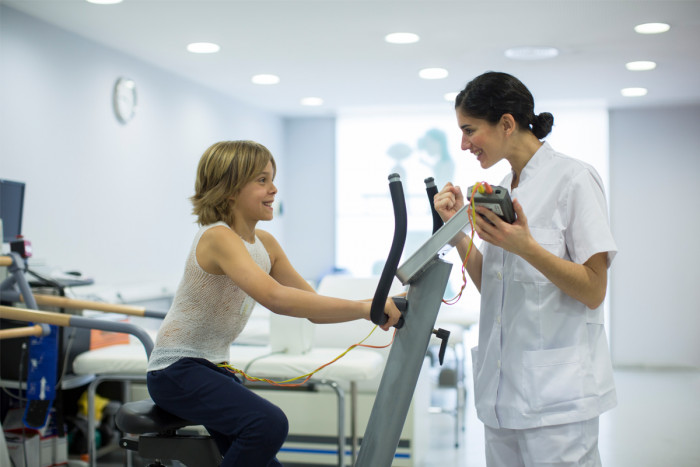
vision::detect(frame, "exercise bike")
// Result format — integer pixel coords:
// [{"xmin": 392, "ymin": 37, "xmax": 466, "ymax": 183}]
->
[{"xmin": 114, "ymin": 173, "xmax": 471, "ymax": 466}]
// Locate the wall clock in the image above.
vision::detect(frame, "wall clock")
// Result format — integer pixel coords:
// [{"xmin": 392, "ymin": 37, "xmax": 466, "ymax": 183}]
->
[{"xmin": 112, "ymin": 77, "xmax": 137, "ymax": 124}]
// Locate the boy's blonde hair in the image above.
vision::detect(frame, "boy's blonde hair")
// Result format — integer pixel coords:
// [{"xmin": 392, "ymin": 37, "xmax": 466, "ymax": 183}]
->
[{"xmin": 190, "ymin": 140, "xmax": 276, "ymax": 226}]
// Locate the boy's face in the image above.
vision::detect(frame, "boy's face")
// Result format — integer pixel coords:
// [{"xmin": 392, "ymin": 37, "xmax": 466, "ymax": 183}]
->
[{"xmin": 231, "ymin": 161, "xmax": 277, "ymax": 221}]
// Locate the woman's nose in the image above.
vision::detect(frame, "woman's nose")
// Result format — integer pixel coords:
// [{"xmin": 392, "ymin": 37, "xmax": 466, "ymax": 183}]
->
[{"xmin": 461, "ymin": 135, "xmax": 472, "ymax": 151}]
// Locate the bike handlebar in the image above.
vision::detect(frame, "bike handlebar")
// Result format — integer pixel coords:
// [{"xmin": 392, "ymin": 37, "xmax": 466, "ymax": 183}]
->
[{"xmin": 370, "ymin": 173, "xmax": 408, "ymax": 328}]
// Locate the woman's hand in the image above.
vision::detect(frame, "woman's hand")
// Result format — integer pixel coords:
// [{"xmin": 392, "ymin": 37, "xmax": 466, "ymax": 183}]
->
[
  {"xmin": 471, "ymin": 198, "xmax": 536, "ymax": 256},
  {"xmin": 433, "ymin": 182, "xmax": 465, "ymax": 222}
]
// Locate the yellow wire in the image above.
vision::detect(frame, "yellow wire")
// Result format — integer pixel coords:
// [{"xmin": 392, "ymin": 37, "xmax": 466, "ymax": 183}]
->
[
  {"xmin": 218, "ymin": 324, "xmax": 393, "ymax": 387},
  {"xmin": 442, "ymin": 182, "xmax": 481, "ymax": 305}
]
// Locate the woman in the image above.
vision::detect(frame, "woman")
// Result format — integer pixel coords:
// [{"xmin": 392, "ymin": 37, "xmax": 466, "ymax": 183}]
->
[
  {"xmin": 434, "ymin": 72, "xmax": 617, "ymax": 466},
  {"xmin": 146, "ymin": 140, "xmax": 402, "ymax": 466}
]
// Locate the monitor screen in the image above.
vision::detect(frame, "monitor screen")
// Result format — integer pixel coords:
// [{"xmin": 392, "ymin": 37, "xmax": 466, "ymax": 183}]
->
[{"xmin": 0, "ymin": 179, "xmax": 26, "ymax": 242}]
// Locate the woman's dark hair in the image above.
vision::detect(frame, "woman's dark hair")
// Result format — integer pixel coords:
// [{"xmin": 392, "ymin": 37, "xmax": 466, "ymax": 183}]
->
[{"xmin": 455, "ymin": 71, "xmax": 554, "ymax": 139}]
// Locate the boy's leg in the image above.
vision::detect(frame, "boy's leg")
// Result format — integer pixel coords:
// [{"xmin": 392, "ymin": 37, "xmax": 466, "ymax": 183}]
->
[{"xmin": 147, "ymin": 358, "xmax": 288, "ymax": 466}]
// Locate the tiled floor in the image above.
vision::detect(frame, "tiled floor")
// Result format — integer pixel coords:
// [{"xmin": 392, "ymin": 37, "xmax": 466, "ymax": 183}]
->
[
  {"xmin": 424, "ymin": 324, "xmax": 700, "ymax": 467},
  {"xmin": 424, "ymin": 368, "xmax": 700, "ymax": 467}
]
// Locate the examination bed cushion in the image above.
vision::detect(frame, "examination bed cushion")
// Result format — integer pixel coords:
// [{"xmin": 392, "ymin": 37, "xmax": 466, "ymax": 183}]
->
[{"xmin": 72, "ymin": 343, "xmax": 383, "ymax": 384}]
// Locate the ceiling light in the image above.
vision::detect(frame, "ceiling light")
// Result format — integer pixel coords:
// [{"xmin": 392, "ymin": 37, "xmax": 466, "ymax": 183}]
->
[
  {"xmin": 625, "ymin": 60, "xmax": 657, "ymax": 71},
  {"xmin": 186, "ymin": 42, "xmax": 220, "ymax": 54},
  {"xmin": 621, "ymin": 87, "xmax": 648, "ymax": 97},
  {"xmin": 251, "ymin": 74, "xmax": 280, "ymax": 85},
  {"xmin": 505, "ymin": 46, "xmax": 559, "ymax": 60},
  {"xmin": 634, "ymin": 23, "xmax": 670, "ymax": 34},
  {"xmin": 444, "ymin": 92, "xmax": 459, "ymax": 102},
  {"xmin": 86, "ymin": 0, "xmax": 123, "ymax": 4},
  {"xmin": 301, "ymin": 97, "xmax": 323, "ymax": 106},
  {"xmin": 385, "ymin": 32, "xmax": 420, "ymax": 44},
  {"xmin": 419, "ymin": 68, "xmax": 448, "ymax": 80}
]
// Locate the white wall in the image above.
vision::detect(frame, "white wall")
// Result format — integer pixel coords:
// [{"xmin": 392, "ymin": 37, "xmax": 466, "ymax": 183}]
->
[
  {"xmin": 282, "ymin": 117, "xmax": 336, "ymax": 284},
  {"xmin": 609, "ymin": 105, "xmax": 700, "ymax": 369},
  {"xmin": 0, "ymin": 6, "xmax": 285, "ymax": 289}
]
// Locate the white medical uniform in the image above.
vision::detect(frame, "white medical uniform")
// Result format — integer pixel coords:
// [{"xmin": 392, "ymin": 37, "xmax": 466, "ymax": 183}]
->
[{"xmin": 471, "ymin": 142, "xmax": 617, "ymax": 465}]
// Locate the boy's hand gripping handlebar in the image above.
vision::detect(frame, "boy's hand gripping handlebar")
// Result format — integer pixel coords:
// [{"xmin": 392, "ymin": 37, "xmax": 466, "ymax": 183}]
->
[{"xmin": 370, "ymin": 173, "xmax": 408, "ymax": 328}]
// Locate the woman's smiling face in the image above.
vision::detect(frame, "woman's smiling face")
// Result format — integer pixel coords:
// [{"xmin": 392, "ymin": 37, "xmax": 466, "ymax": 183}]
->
[{"xmin": 456, "ymin": 110, "xmax": 505, "ymax": 169}]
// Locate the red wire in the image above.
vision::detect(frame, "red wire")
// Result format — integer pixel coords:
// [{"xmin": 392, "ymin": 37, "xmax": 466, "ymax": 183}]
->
[
  {"xmin": 442, "ymin": 181, "xmax": 482, "ymax": 305},
  {"xmin": 221, "ymin": 328, "xmax": 397, "ymax": 387}
]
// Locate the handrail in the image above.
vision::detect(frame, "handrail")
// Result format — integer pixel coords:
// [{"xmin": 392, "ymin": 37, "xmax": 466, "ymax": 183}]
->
[
  {"xmin": 424, "ymin": 177, "xmax": 444, "ymax": 234},
  {"xmin": 0, "ymin": 323, "xmax": 49, "ymax": 340},
  {"xmin": 0, "ymin": 256, "xmax": 12, "ymax": 267},
  {"xmin": 0, "ymin": 305, "xmax": 154, "ymax": 357},
  {"xmin": 29, "ymin": 293, "xmax": 166, "ymax": 319},
  {"xmin": 0, "ymin": 291, "xmax": 166, "ymax": 319},
  {"xmin": 370, "ymin": 173, "xmax": 408, "ymax": 327}
]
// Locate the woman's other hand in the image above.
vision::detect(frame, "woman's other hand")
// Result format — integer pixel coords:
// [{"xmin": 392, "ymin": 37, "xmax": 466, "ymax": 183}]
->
[{"xmin": 433, "ymin": 182, "xmax": 465, "ymax": 222}]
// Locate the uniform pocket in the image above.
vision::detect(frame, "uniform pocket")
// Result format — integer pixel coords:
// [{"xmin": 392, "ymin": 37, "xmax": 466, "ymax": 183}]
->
[
  {"xmin": 514, "ymin": 228, "xmax": 565, "ymax": 283},
  {"xmin": 522, "ymin": 345, "xmax": 584, "ymax": 411}
]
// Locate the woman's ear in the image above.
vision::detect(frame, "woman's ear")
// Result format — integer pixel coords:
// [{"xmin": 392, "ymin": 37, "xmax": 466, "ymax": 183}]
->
[{"xmin": 500, "ymin": 113, "xmax": 516, "ymax": 136}]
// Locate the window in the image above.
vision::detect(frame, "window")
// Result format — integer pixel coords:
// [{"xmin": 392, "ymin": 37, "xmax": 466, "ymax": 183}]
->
[{"xmin": 335, "ymin": 105, "xmax": 608, "ymax": 307}]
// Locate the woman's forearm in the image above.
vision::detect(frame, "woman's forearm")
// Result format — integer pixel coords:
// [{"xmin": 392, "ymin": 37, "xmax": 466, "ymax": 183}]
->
[{"xmin": 519, "ymin": 242, "xmax": 608, "ymax": 309}]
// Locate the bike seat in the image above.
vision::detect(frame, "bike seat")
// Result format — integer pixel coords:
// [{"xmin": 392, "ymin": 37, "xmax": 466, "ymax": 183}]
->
[{"xmin": 116, "ymin": 399, "xmax": 193, "ymax": 434}]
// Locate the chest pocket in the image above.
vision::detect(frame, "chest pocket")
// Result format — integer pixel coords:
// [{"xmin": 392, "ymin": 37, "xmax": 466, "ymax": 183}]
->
[{"xmin": 513, "ymin": 227, "xmax": 565, "ymax": 283}]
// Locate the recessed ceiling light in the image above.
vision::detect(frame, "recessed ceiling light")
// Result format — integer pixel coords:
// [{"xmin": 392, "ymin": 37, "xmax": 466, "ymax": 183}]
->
[
  {"xmin": 186, "ymin": 42, "xmax": 220, "ymax": 54},
  {"xmin": 625, "ymin": 60, "xmax": 657, "ymax": 71},
  {"xmin": 419, "ymin": 68, "xmax": 448, "ymax": 80},
  {"xmin": 621, "ymin": 87, "xmax": 648, "ymax": 97},
  {"xmin": 505, "ymin": 46, "xmax": 559, "ymax": 60},
  {"xmin": 444, "ymin": 92, "xmax": 459, "ymax": 102},
  {"xmin": 301, "ymin": 97, "xmax": 323, "ymax": 106},
  {"xmin": 86, "ymin": 0, "xmax": 123, "ymax": 4},
  {"xmin": 634, "ymin": 22, "xmax": 670, "ymax": 34},
  {"xmin": 385, "ymin": 32, "xmax": 420, "ymax": 44},
  {"xmin": 251, "ymin": 74, "xmax": 280, "ymax": 85}
]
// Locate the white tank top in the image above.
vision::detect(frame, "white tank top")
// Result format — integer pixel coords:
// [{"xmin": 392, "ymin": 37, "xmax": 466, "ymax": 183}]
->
[{"xmin": 147, "ymin": 221, "xmax": 271, "ymax": 371}]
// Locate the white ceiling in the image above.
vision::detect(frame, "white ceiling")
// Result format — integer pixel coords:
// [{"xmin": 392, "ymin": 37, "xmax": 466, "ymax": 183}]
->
[{"xmin": 4, "ymin": 0, "xmax": 700, "ymax": 117}]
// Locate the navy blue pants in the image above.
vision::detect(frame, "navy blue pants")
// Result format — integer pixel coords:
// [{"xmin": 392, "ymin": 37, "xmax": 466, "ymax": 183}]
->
[{"xmin": 147, "ymin": 357, "xmax": 288, "ymax": 467}]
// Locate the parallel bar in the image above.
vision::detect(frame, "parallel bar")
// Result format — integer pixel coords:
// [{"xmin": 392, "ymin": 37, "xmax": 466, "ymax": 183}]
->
[
  {"xmin": 30, "ymin": 293, "xmax": 148, "ymax": 317},
  {"xmin": 0, "ymin": 305, "xmax": 153, "ymax": 357},
  {"xmin": 0, "ymin": 305, "xmax": 72, "ymax": 327},
  {"xmin": 0, "ymin": 323, "xmax": 47, "ymax": 340}
]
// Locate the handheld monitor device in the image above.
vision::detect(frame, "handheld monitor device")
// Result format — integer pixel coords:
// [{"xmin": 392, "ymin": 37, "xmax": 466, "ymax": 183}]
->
[{"xmin": 467, "ymin": 184, "xmax": 516, "ymax": 224}]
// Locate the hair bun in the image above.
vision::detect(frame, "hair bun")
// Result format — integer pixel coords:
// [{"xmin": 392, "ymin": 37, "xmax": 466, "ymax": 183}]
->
[{"xmin": 532, "ymin": 112, "xmax": 554, "ymax": 139}]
